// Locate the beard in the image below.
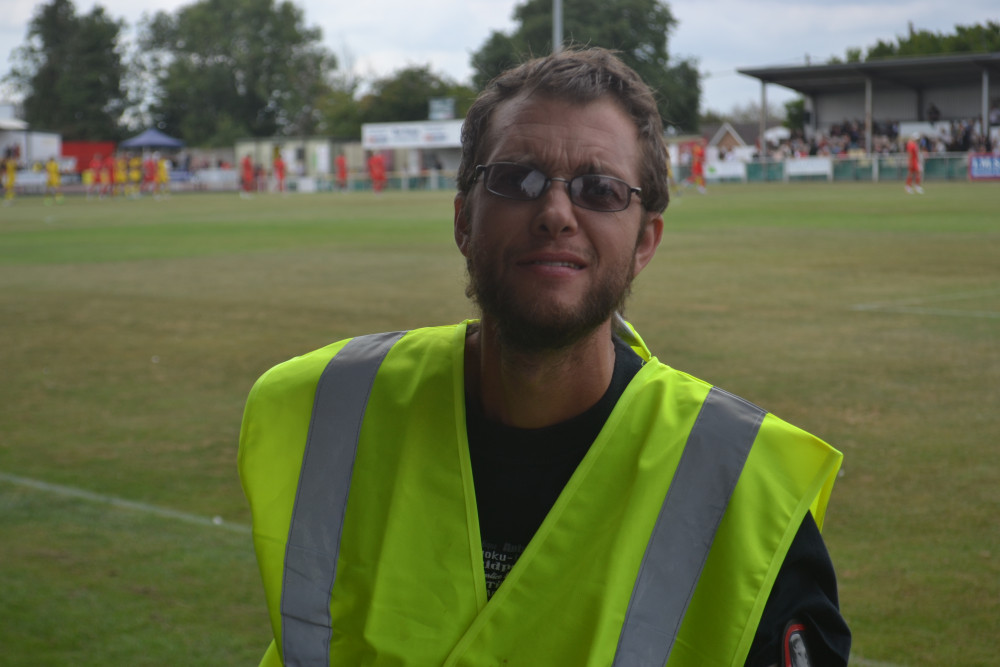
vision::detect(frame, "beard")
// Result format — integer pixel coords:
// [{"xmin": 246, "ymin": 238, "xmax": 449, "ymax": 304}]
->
[{"xmin": 465, "ymin": 237, "xmax": 638, "ymax": 354}]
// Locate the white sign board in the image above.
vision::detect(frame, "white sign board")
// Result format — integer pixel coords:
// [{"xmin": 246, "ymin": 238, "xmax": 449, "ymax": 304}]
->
[
  {"xmin": 706, "ymin": 161, "xmax": 746, "ymax": 181},
  {"xmin": 784, "ymin": 157, "xmax": 833, "ymax": 181},
  {"xmin": 362, "ymin": 120, "xmax": 464, "ymax": 149}
]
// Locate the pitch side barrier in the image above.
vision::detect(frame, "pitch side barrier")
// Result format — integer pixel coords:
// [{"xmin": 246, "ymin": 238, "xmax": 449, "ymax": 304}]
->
[
  {"xmin": 685, "ymin": 153, "xmax": 996, "ymax": 184},
  {"xmin": 287, "ymin": 170, "xmax": 459, "ymax": 193}
]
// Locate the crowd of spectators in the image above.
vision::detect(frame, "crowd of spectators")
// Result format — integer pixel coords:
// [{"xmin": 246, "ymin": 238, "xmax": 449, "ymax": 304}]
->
[{"xmin": 761, "ymin": 105, "xmax": 998, "ymax": 159}]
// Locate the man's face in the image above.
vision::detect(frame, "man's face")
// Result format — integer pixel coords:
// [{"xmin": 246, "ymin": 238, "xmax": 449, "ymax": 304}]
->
[{"xmin": 454, "ymin": 93, "xmax": 662, "ymax": 352}]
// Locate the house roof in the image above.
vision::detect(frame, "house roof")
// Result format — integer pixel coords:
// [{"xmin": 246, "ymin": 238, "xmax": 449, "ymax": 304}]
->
[
  {"xmin": 737, "ymin": 51, "xmax": 1000, "ymax": 96},
  {"xmin": 700, "ymin": 121, "xmax": 758, "ymax": 145}
]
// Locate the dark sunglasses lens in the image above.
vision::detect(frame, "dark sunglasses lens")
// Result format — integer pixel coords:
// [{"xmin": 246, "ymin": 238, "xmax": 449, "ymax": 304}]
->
[
  {"xmin": 487, "ymin": 164, "xmax": 546, "ymax": 200},
  {"xmin": 572, "ymin": 175, "xmax": 629, "ymax": 211}
]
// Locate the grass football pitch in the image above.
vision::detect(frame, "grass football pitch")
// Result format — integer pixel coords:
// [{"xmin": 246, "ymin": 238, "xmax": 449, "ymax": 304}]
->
[{"xmin": 1, "ymin": 181, "xmax": 998, "ymax": 666}]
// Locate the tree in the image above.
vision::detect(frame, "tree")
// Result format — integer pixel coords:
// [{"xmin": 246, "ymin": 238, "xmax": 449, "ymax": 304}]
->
[
  {"xmin": 314, "ymin": 73, "xmax": 364, "ymax": 140},
  {"xmin": 469, "ymin": 0, "xmax": 701, "ymax": 133},
  {"xmin": 139, "ymin": 0, "xmax": 335, "ymax": 146},
  {"xmin": 358, "ymin": 66, "xmax": 477, "ymax": 124},
  {"xmin": 783, "ymin": 98, "xmax": 806, "ymax": 134},
  {"xmin": 849, "ymin": 21, "xmax": 1000, "ymax": 60},
  {"xmin": 6, "ymin": 0, "xmax": 127, "ymax": 140}
]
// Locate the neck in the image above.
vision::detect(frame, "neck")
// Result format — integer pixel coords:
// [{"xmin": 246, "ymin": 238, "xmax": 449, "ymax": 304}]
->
[{"xmin": 465, "ymin": 318, "xmax": 616, "ymax": 429}]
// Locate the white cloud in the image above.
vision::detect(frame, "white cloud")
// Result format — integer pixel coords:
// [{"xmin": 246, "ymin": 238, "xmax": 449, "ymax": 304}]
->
[{"xmin": 670, "ymin": 0, "xmax": 998, "ymax": 111}]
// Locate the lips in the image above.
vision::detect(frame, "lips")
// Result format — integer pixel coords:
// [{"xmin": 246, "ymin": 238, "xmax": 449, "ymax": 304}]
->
[
  {"xmin": 530, "ymin": 259, "xmax": 582, "ymax": 269},
  {"xmin": 517, "ymin": 251, "xmax": 588, "ymax": 271}
]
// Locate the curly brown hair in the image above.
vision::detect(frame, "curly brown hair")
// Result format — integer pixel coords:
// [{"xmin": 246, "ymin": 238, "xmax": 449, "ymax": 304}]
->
[{"xmin": 457, "ymin": 47, "xmax": 669, "ymax": 214}]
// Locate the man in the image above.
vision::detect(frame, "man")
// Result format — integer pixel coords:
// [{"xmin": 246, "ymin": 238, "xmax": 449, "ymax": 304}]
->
[
  {"xmin": 367, "ymin": 151, "xmax": 387, "ymax": 193},
  {"xmin": 100, "ymin": 152, "xmax": 115, "ymax": 198},
  {"xmin": 241, "ymin": 153, "xmax": 255, "ymax": 198},
  {"xmin": 85, "ymin": 153, "xmax": 102, "ymax": 198},
  {"xmin": 1, "ymin": 154, "xmax": 16, "ymax": 205},
  {"xmin": 143, "ymin": 153, "xmax": 158, "ymax": 195},
  {"xmin": 273, "ymin": 151, "xmax": 287, "ymax": 194},
  {"xmin": 128, "ymin": 152, "xmax": 143, "ymax": 198},
  {"xmin": 240, "ymin": 48, "xmax": 849, "ymax": 667},
  {"xmin": 689, "ymin": 140, "xmax": 707, "ymax": 193},
  {"xmin": 114, "ymin": 153, "xmax": 128, "ymax": 197},
  {"xmin": 335, "ymin": 152, "xmax": 348, "ymax": 190},
  {"xmin": 155, "ymin": 154, "xmax": 171, "ymax": 197},
  {"xmin": 905, "ymin": 133, "xmax": 924, "ymax": 194},
  {"xmin": 44, "ymin": 156, "xmax": 62, "ymax": 204}
]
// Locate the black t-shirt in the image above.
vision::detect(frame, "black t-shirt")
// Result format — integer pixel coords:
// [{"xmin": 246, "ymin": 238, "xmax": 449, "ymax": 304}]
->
[{"xmin": 467, "ymin": 336, "xmax": 850, "ymax": 666}]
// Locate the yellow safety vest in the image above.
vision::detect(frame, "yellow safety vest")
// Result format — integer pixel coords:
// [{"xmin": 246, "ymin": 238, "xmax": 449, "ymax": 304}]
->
[{"xmin": 239, "ymin": 321, "xmax": 842, "ymax": 666}]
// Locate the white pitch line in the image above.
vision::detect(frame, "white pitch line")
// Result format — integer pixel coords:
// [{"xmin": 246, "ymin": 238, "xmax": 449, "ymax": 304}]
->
[
  {"xmin": 0, "ymin": 470, "xmax": 251, "ymax": 535},
  {"xmin": 852, "ymin": 304, "xmax": 1000, "ymax": 319},
  {"xmin": 852, "ymin": 287, "xmax": 1000, "ymax": 319}
]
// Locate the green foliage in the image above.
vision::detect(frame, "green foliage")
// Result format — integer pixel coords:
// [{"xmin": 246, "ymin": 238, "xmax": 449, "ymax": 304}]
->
[
  {"xmin": 471, "ymin": 31, "xmax": 528, "ymax": 91},
  {"xmin": 138, "ymin": 0, "xmax": 335, "ymax": 146},
  {"xmin": 315, "ymin": 85, "xmax": 364, "ymax": 140},
  {"xmin": 468, "ymin": 0, "xmax": 701, "ymax": 133},
  {"xmin": 6, "ymin": 0, "xmax": 126, "ymax": 141},
  {"xmin": 655, "ymin": 58, "xmax": 700, "ymax": 132},
  {"xmin": 358, "ymin": 66, "xmax": 477, "ymax": 123},
  {"xmin": 783, "ymin": 98, "xmax": 806, "ymax": 133},
  {"xmin": 863, "ymin": 20, "xmax": 1000, "ymax": 60}
]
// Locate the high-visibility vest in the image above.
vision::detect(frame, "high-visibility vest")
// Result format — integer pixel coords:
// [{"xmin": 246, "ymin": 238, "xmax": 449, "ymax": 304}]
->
[{"xmin": 239, "ymin": 321, "xmax": 842, "ymax": 667}]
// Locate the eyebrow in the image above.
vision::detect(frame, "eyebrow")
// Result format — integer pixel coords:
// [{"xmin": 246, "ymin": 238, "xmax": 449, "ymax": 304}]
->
[{"xmin": 490, "ymin": 158, "xmax": 623, "ymax": 179}]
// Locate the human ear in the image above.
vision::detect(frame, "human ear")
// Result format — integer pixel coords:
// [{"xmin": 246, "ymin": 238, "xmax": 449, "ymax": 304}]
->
[
  {"xmin": 454, "ymin": 193, "xmax": 471, "ymax": 257},
  {"xmin": 633, "ymin": 212, "xmax": 663, "ymax": 277}
]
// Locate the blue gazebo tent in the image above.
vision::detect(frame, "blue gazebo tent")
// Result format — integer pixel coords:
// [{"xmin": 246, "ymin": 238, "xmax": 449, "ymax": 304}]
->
[{"xmin": 120, "ymin": 128, "xmax": 184, "ymax": 149}]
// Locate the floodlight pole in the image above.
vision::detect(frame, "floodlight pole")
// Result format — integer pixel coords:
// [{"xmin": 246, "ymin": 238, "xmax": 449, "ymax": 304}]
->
[
  {"xmin": 865, "ymin": 76, "xmax": 873, "ymax": 155},
  {"xmin": 553, "ymin": 0, "xmax": 563, "ymax": 54},
  {"xmin": 983, "ymin": 70, "xmax": 990, "ymax": 144},
  {"xmin": 759, "ymin": 82, "xmax": 767, "ymax": 155}
]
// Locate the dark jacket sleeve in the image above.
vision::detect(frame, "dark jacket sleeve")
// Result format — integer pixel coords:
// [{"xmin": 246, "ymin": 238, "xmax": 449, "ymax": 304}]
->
[{"xmin": 744, "ymin": 512, "xmax": 852, "ymax": 667}]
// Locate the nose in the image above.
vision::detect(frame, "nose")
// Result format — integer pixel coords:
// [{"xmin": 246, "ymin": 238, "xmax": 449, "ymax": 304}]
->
[{"xmin": 533, "ymin": 178, "xmax": 578, "ymax": 238}]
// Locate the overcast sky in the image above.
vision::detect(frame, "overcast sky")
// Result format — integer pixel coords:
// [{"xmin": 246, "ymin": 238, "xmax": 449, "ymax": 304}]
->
[{"xmin": 1, "ymin": 0, "xmax": 997, "ymax": 114}]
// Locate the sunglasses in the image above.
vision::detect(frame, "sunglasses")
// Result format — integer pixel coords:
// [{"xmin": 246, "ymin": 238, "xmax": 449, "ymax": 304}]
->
[{"xmin": 474, "ymin": 162, "xmax": 642, "ymax": 213}]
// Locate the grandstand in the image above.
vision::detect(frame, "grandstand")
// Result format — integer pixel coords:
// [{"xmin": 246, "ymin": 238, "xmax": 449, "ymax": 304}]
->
[
  {"xmin": 663, "ymin": 53, "xmax": 1000, "ymax": 185},
  {"xmin": 738, "ymin": 51, "xmax": 1000, "ymax": 155}
]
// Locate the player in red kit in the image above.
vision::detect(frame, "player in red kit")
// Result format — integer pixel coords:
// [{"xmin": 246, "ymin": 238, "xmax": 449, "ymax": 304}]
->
[
  {"xmin": 335, "ymin": 153, "xmax": 348, "ymax": 191},
  {"xmin": 367, "ymin": 152, "xmax": 387, "ymax": 194},
  {"xmin": 689, "ymin": 142, "xmax": 706, "ymax": 194},
  {"xmin": 143, "ymin": 154, "xmax": 157, "ymax": 195},
  {"xmin": 905, "ymin": 133, "xmax": 924, "ymax": 194},
  {"xmin": 273, "ymin": 153, "xmax": 287, "ymax": 194},
  {"xmin": 86, "ymin": 154, "xmax": 103, "ymax": 198},
  {"xmin": 101, "ymin": 153, "xmax": 116, "ymax": 198},
  {"xmin": 241, "ymin": 154, "xmax": 255, "ymax": 198}
]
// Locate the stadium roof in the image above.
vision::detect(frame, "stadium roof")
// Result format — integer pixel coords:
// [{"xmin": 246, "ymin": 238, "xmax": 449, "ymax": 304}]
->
[{"xmin": 737, "ymin": 51, "xmax": 1000, "ymax": 96}]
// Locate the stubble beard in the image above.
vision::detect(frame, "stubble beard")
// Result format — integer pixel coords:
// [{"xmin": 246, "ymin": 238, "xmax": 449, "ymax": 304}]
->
[{"xmin": 465, "ymin": 238, "xmax": 637, "ymax": 354}]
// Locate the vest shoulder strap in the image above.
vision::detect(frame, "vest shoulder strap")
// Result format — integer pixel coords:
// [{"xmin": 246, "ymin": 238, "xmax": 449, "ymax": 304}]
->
[
  {"xmin": 281, "ymin": 331, "xmax": 405, "ymax": 667},
  {"xmin": 613, "ymin": 386, "xmax": 764, "ymax": 666}
]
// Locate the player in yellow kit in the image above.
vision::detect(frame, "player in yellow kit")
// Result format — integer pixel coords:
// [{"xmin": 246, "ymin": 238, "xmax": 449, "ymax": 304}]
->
[
  {"xmin": 2, "ymin": 155, "xmax": 17, "ymax": 205},
  {"xmin": 45, "ymin": 156, "xmax": 63, "ymax": 205}
]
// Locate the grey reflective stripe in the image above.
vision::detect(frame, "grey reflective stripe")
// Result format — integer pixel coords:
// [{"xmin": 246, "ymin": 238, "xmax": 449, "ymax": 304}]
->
[
  {"xmin": 613, "ymin": 386, "xmax": 765, "ymax": 667},
  {"xmin": 280, "ymin": 331, "xmax": 405, "ymax": 667}
]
